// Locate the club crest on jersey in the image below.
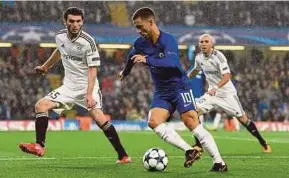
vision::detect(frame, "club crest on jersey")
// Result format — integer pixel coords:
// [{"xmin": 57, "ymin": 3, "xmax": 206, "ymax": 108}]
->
[
  {"xmin": 76, "ymin": 44, "xmax": 82, "ymax": 51},
  {"xmin": 158, "ymin": 52, "xmax": 165, "ymax": 58}
]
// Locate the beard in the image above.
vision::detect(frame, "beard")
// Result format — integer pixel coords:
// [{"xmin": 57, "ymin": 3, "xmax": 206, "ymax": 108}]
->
[
  {"xmin": 142, "ymin": 33, "xmax": 152, "ymax": 41},
  {"xmin": 70, "ymin": 28, "xmax": 80, "ymax": 35},
  {"xmin": 66, "ymin": 24, "xmax": 82, "ymax": 36}
]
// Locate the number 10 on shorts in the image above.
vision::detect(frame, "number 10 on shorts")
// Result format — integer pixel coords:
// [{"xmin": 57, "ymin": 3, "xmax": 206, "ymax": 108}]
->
[{"xmin": 180, "ymin": 89, "xmax": 195, "ymax": 104}]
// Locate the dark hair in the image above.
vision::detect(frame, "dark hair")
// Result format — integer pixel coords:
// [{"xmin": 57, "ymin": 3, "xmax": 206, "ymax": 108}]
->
[
  {"xmin": 132, "ymin": 7, "xmax": 155, "ymax": 21},
  {"xmin": 63, "ymin": 7, "xmax": 84, "ymax": 21}
]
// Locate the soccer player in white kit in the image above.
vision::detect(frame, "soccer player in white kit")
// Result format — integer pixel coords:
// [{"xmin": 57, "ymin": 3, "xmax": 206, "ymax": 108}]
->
[
  {"xmin": 19, "ymin": 7, "xmax": 131, "ymax": 164},
  {"xmin": 188, "ymin": 34, "xmax": 271, "ymax": 153}
]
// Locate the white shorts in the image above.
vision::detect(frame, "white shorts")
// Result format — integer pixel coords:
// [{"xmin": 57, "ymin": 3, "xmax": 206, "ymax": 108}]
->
[
  {"xmin": 197, "ymin": 93, "xmax": 245, "ymax": 117},
  {"xmin": 43, "ymin": 85, "xmax": 102, "ymax": 114}
]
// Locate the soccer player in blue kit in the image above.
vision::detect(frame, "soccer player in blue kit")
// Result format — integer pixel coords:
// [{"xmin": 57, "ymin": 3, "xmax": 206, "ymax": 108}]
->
[{"xmin": 119, "ymin": 7, "xmax": 228, "ymax": 172}]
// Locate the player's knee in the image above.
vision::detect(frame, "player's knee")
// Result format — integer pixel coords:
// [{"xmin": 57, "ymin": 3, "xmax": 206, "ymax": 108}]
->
[
  {"xmin": 147, "ymin": 117, "xmax": 160, "ymax": 129},
  {"xmin": 181, "ymin": 110, "xmax": 199, "ymax": 130},
  {"xmin": 89, "ymin": 108, "xmax": 108, "ymax": 126},
  {"xmin": 35, "ymin": 101, "xmax": 45, "ymax": 113},
  {"xmin": 237, "ymin": 115, "xmax": 248, "ymax": 125}
]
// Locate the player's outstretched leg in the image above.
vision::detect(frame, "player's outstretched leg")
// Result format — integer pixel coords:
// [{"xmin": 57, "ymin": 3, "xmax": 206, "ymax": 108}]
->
[
  {"xmin": 19, "ymin": 99, "xmax": 55, "ymax": 157},
  {"xmin": 19, "ymin": 112, "xmax": 49, "ymax": 156},
  {"xmin": 153, "ymin": 123, "xmax": 202, "ymax": 168},
  {"xmin": 238, "ymin": 115, "xmax": 271, "ymax": 153},
  {"xmin": 148, "ymin": 108, "xmax": 201, "ymax": 168},
  {"xmin": 181, "ymin": 110, "xmax": 228, "ymax": 172},
  {"xmin": 101, "ymin": 121, "xmax": 131, "ymax": 164},
  {"xmin": 90, "ymin": 108, "xmax": 131, "ymax": 164}
]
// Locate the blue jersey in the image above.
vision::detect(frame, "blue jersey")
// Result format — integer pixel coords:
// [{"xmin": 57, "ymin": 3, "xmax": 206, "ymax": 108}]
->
[
  {"xmin": 189, "ymin": 71, "xmax": 206, "ymax": 99},
  {"xmin": 123, "ymin": 31, "xmax": 196, "ymax": 114},
  {"xmin": 123, "ymin": 31, "xmax": 189, "ymax": 97}
]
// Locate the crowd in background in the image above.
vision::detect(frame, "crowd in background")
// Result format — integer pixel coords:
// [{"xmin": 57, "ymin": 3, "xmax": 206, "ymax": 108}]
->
[
  {"xmin": 0, "ymin": 45, "xmax": 51, "ymax": 120},
  {"xmin": 130, "ymin": 1, "xmax": 289, "ymax": 27},
  {"xmin": 227, "ymin": 50, "xmax": 289, "ymax": 122},
  {"xmin": 0, "ymin": 1, "xmax": 110, "ymax": 24},
  {"xmin": 1, "ymin": 1, "xmax": 289, "ymax": 122},
  {"xmin": 1, "ymin": 1, "xmax": 289, "ymax": 27},
  {"xmin": 0, "ymin": 45, "xmax": 289, "ymax": 122}
]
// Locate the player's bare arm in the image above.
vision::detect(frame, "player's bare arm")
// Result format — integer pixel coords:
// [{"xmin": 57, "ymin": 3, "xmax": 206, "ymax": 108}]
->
[
  {"xmin": 35, "ymin": 49, "xmax": 61, "ymax": 75},
  {"xmin": 187, "ymin": 68, "xmax": 200, "ymax": 79},
  {"xmin": 86, "ymin": 66, "xmax": 97, "ymax": 108},
  {"xmin": 207, "ymin": 73, "xmax": 231, "ymax": 96}
]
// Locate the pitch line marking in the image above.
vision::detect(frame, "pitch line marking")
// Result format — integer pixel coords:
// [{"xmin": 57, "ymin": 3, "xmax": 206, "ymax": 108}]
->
[
  {"xmin": 213, "ymin": 136, "xmax": 289, "ymax": 143},
  {"xmin": 126, "ymin": 131, "xmax": 289, "ymax": 143},
  {"xmin": 0, "ymin": 155, "xmax": 289, "ymax": 161}
]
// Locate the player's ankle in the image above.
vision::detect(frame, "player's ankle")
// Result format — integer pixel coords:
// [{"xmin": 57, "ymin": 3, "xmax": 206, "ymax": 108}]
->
[{"xmin": 36, "ymin": 141, "xmax": 45, "ymax": 148}]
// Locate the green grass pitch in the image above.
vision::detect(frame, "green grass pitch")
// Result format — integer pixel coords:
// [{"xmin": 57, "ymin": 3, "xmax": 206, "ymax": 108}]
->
[{"xmin": 0, "ymin": 130, "xmax": 289, "ymax": 178}]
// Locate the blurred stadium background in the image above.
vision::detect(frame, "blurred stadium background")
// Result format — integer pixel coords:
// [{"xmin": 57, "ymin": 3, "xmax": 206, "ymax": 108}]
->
[
  {"xmin": 1, "ymin": 1, "xmax": 289, "ymax": 131},
  {"xmin": 1, "ymin": 1, "xmax": 289, "ymax": 178}
]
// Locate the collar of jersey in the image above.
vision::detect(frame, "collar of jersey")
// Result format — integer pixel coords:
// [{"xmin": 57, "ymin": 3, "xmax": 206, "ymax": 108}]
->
[
  {"xmin": 148, "ymin": 30, "xmax": 162, "ymax": 46},
  {"xmin": 204, "ymin": 49, "xmax": 214, "ymax": 60},
  {"xmin": 154, "ymin": 30, "xmax": 162, "ymax": 45},
  {"xmin": 67, "ymin": 30, "xmax": 82, "ymax": 42}
]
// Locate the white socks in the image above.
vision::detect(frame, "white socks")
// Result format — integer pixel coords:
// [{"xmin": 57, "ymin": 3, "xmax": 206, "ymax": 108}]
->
[
  {"xmin": 154, "ymin": 123, "xmax": 192, "ymax": 152},
  {"xmin": 154, "ymin": 123, "xmax": 225, "ymax": 164},
  {"xmin": 199, "ymin": 115, "xmax": 204, "ymax": 125},
  {"xmin": 233, "ymin": 117, "xmax": 240, "ymax": 131},
  {"xmin": 192, "ymin": 124, "xmax": 224, "ymax": 164},
  {"xmin": 213, "ymin": 112, "xmax": 222, "ymax": 129}
]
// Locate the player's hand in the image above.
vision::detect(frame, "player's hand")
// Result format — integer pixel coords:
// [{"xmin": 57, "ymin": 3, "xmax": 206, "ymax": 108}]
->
[
  {"xmin": 207, "ymin": 88, "xmax": 217, "ymax": 96},
  {"xmin": 34, "ymin": 66, "xmax": 48, "ymax": 75},
  {"xmin": 118, "ymin": 71, "xmax": 124, "ymax": 81},
  {"xmin": 85, "ymin": 94, "xmax": 96, "ymax": 109},
  {"xmin": 131, "ymin": 55, "xmax": 147, "ymax": 64},
  {"xmin": 187, "ymin": 72, "xmax": 193, "ymax": 79}
]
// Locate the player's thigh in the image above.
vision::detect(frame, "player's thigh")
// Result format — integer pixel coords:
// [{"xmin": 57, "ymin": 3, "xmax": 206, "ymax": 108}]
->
[
  {"xmin": 215, "ymin": 95, "xmax": 245, "ymax": 118},
  {"xmin": 173, "ymin": 88, "xmax": 199, "ymax": 128},
  {"xmin": 149, "ymin": 97, "xmax": 174, "ymax": 128},
  {"xmin": 35, "ymin": 98, "xmax": 58, "ymax": 112},
  {"xmin": 196, "ymin": 94, "xmax": 215, "ymax": 114},
  {"xmin": 76, "ymin": 87, "xmax": 102, "ymax": 110},
  {"xmin": 41, "ymin": 85, "xmax": 76, "ymax": 113}
]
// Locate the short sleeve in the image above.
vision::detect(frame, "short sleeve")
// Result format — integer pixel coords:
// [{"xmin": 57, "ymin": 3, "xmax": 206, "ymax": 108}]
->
[
  {"xmin": 194, "ymin": 56, "xmax": 202, "ymax": 70},
  {"xmin": 86, "ymin": 40, "xmax": 100, "ymax": 67},
  {"xmin": 55, "ymin": 35, "xmax": 61, "ymax": 50},
  {"xmin": 215, "ymin": 51, "xmax": 230, "ymax": 74}
]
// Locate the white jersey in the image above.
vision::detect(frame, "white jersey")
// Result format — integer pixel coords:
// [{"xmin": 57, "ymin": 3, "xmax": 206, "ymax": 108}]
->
[
  {"xmin": 55, "ymin": 29, "xmax": 100, "ymax": 90},
  {"xmin": 194, "ymin": 49, "xmax": 237, "ymax": 97}
]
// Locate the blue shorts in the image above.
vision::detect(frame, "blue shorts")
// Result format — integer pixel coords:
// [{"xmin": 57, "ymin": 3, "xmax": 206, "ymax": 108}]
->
[{"xmin": 150, "ymin": 88, "xmax": 197, "ymax": 115}]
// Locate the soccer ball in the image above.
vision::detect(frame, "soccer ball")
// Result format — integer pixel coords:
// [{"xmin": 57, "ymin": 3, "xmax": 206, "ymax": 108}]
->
[{"xmin": 142, "ymin": 148, "xmax": 168, "ymax": 171}]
